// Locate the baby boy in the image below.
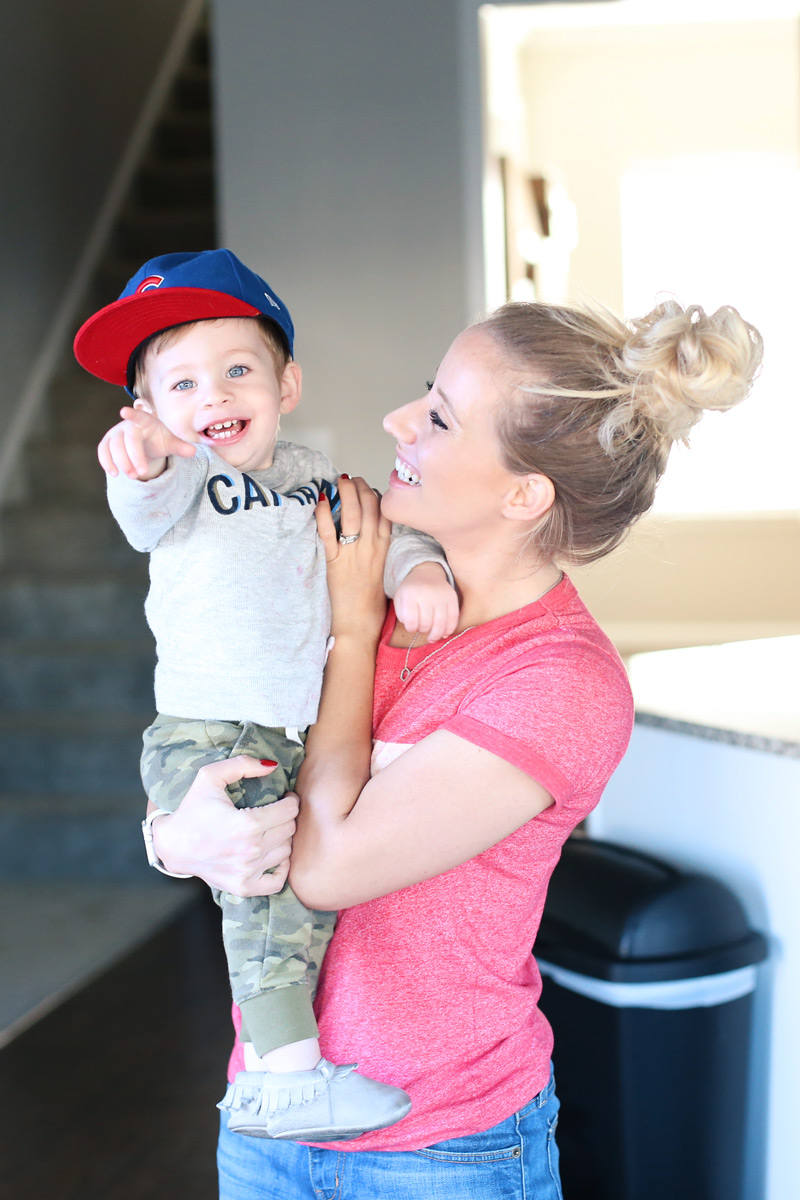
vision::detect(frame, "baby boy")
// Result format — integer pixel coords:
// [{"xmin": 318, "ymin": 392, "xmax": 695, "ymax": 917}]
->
[{"xmin": 73, "ymin": 249, "xmax": 456, "ymax": 1141}]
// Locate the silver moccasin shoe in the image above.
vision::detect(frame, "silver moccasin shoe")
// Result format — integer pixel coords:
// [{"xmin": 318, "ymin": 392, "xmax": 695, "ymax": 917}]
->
[{"xmin": 218, "ymin": 1059, "xmax": 412, "ymax": 1141}]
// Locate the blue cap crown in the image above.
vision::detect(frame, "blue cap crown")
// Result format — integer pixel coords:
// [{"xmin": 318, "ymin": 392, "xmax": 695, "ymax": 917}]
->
[{"xmin": 74, "ymin": 248, "xmax": 294, "ymax": 389}]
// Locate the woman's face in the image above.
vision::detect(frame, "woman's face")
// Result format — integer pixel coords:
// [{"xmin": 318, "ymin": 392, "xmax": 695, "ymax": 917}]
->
[{"xmin": 381, "ymin": 327, "xmax": 523, "ymax": 547}]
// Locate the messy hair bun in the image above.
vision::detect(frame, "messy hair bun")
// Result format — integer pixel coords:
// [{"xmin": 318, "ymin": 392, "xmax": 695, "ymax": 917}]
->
[
  {"xmin": 615, "ymin": 301, "xmax": 763, "ymax": 445},
  {"xmin": 479, "ymin": 299, "xmax": 763, "ymax": 565}
]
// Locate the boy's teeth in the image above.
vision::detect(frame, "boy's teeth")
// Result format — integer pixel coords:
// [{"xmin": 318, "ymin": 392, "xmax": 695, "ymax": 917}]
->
[
  {"xmin": 395, "ymin": 457, "xmax": 420, "ymax": 485},
  {"xmin": 206, "ymin": 419, "xmax": 244, "ymax": 439}
]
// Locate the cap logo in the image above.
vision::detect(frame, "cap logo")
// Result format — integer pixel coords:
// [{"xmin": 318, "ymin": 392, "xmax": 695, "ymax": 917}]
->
[
  {"xmin": 136, "ymin": 275, "xmax": 165, "ymax": 294},
  {"xmin": 264, "ymin": 292, "xmax": 280, "ymax": 310}
]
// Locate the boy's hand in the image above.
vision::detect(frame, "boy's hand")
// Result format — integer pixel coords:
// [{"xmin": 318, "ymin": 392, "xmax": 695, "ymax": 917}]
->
[
  {"xmin": 97, "ymin": 404, "xmax": 196, "ymax": 480},
  {"xmin": 393, "ymin": 562, "xmax": 460, "ymax": 643}
]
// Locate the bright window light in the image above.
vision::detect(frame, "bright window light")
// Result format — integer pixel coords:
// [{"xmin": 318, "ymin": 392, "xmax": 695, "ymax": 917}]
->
[{"xmin": 621, "ymin": 154, "xmax": 800, "ymax": 513}]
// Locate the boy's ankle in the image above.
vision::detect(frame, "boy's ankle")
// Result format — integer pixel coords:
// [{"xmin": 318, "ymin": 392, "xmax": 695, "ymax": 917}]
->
[{"xmin": 243, "ymin": 1037, "xmax": 321, "ymax": 1074}]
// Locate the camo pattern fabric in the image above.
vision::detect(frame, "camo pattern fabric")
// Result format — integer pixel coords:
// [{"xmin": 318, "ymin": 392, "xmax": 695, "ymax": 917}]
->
[{"xmin": 141, "ymin": 714, "xmax": 336, "ymax": 1048}]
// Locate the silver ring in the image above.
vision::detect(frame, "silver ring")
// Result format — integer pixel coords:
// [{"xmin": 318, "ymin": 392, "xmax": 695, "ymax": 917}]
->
[{"xmin": 338, "ymin": 532, "xmax": 361, "ymax": 545}]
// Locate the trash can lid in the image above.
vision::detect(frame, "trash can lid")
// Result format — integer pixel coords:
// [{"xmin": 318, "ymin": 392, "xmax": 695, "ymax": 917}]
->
[{"xmin": 535, "ymin": 838, "xmax": 768, "ymax": 983}]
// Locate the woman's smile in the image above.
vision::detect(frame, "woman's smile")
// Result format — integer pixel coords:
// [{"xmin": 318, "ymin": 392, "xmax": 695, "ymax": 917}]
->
[{"xmin": 393, "ymin": 455, "xmax": 421, "ymax": 486}]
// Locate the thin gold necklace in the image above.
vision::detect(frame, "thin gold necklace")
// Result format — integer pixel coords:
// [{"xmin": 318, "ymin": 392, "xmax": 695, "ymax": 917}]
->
[
  {"xmin": 399, "ymin": 626, "xmax": 476, "ymax": 682},
  {"xmin": 399, "ymin": 569, "xmax": 563, "ymax": 683}
]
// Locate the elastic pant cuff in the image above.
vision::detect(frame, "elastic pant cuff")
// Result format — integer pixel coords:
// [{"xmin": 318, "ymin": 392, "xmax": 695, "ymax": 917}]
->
[{"xmin": 239, "ymin": 984, "xmax": 319, "ymax": 1056}]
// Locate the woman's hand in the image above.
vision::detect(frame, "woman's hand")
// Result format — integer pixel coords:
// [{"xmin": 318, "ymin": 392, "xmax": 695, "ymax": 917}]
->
[
  {"xmin": 150, "ymin": 756, "xmax": 299, "ymax": 896},
  {"xmin": 317, "ymin": 475, "xmax": 392, "ymax": 643}
]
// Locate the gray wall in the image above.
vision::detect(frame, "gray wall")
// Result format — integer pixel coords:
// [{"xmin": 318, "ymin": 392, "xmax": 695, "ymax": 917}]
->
[
  {"xmin": 212, "ymin": 0, "xmax": 477, "ymax": 480},
  {"xmin": 0, "ymin": 0, "xmax": 188, "ymax": 430}
]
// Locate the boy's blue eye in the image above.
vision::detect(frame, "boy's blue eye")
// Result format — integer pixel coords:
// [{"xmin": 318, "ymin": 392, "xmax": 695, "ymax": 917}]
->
[
  {"xmin": 175, "ymin": 379, "xmax": 194, "ymax": 391},
  {"xmin": 429, "ymin": 408, "xmax": 448, "ymax": 430},
  {"xmin": 228, "ymin": 365, "xmax": 247, "ymax": 378}
]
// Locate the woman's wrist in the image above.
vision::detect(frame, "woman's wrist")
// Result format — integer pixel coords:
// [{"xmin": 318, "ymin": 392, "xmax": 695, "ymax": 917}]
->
[
  {"xmin": 142, "ymin": 808, "xmax": 194, "ymax": 878},
  {"xmin": 327, "ymin": 628, "xmax": 382, "ymax": 658},
  {"xmin": 148, "ymin": 807, "xmax": 195, "ymax": 876}
]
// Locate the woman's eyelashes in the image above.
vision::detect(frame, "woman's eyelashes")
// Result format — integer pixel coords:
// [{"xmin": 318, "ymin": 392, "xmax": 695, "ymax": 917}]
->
[{"xmin": 429, "ymin": 408, "xmax": 449, "ymax": 430}]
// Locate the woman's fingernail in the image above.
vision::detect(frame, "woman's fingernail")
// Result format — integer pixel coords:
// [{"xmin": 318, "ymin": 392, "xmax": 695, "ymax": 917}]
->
[
  {"xmin": 260, "ymin": 759, "xmax": 278, "ymax": 767},
  {"xmin": 317, "ymin": 494, "xmax": 329, "ymax": 504},
  {"xmin": 339, "ymin": 472, "xmax": 350, "ymax": 480}
]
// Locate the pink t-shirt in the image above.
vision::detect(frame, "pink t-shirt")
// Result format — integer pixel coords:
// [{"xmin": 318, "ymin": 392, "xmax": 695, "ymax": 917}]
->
[{"xmin": 228, "ymin": 575, "xmax": 633, "ymax": 1151}]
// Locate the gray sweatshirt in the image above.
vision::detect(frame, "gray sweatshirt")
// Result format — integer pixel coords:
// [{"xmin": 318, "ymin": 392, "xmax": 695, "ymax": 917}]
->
[{"xmin": 107, "ymin": 441, "xmax": 446, "ymax": 727}]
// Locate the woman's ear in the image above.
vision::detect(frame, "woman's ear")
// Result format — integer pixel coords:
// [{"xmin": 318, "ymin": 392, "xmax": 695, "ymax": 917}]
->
[
  {"xmin": 279, "ymin": 360, "xmax": 303, "ymax": 415},
  {"xmin": 501, "ymin": 473, "xmax": 555, "ymax": 524}
]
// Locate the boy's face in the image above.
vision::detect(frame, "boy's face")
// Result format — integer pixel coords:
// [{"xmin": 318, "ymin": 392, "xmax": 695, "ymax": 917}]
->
[{"xmin": 138, "ymin": 317, "xmax": 301, "ymax": 472}]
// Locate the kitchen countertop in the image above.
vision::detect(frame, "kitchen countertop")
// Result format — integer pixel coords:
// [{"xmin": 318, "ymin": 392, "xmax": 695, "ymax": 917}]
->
[{"xmin": 626, "ymin": 635, "xmax": 800, "ymax": 759}]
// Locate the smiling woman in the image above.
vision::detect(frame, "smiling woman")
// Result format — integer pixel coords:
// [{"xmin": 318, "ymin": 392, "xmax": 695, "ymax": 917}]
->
[
  {"xmin": 153, "ymin": 291, "xmax": 761, "ymax": 1197},
  {"xmin": 382, "ymin": 325, "xmax": 556, "ymax": 561}
]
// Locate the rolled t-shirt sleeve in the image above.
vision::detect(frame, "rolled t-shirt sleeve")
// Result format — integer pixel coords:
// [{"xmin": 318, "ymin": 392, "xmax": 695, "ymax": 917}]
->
[{"xmin": 443, "ymin": 642, "xmax": 634, "ymax": 816}]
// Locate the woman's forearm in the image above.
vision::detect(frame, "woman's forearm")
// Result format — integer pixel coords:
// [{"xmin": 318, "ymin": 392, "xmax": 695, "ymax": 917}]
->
[
  {"xmin": 291, "ymin": 631, "xmax": 379, "ymax": 896},
  {"xmin": 290, "ymin": 475, "xmax": 390, "ymax": 903}
]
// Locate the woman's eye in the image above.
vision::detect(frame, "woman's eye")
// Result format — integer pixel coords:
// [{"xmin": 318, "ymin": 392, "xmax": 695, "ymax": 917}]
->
[
  {"xmin": 175, "ymin": 379, "xmax": 194, "ymax": 391},
  {"xmin": 228, "ymin": 365, "xmax": 247, "ymax": 378},
  {"xmin": 429, "ymin": 408, "xmax": 448, "ymax": 430}
]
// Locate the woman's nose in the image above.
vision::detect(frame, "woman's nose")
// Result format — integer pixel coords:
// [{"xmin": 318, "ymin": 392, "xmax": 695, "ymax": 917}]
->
[{"xmin": 383, "ymin": 398, "xmax": 420, "ymax": 441}]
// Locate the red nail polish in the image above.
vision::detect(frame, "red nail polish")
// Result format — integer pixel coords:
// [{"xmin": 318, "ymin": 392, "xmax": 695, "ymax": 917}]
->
[
  {"xmin": 260, "ymin": 759, "xmax": 278, "ymax": 767},
  {"xmin": 317, "ymin": 494, "xmax": 329, "ymax": 504},
  {"xmin": 339, "ymin": 472, "xmax": 350, "ymax": 480}
]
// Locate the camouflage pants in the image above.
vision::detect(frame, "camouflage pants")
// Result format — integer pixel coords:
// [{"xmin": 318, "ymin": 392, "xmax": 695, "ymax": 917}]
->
[{"xmin": 141, "ymin": 714, "xmax": 337, "ymax": 1056}]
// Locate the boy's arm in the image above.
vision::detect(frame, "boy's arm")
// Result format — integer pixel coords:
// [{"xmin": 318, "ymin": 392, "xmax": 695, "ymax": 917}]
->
[
  {"xmin": 383, "ymin": 524, "xmax": 454, "ymax": 594},
  {"xmin": 106, "ymin": 449, "xmax": 208, "ymax": 552},
  {"xmin": 99, "ymin": 404, "xmax": 204, "ymax": 552},
  {"xmin": 385, "ymin": 525, "xmax": 459, "ymax": 643}
]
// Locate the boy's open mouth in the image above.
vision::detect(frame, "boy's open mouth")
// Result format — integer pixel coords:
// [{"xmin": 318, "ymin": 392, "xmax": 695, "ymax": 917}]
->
[{"xmin": 203, "ymin": 419, "xmax": 248, "ymax": 441}]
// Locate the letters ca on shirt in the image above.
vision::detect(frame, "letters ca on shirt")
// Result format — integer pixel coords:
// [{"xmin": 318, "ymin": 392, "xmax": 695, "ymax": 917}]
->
[{"xmin": 206, "ymin": 473, "xmax": 336, "ymax": 516}]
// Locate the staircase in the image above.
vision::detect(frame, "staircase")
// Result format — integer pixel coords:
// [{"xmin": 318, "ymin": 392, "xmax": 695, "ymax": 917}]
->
[{"xmin": 0, "ymin": 21, "xmax": 216, "ymax": 882}]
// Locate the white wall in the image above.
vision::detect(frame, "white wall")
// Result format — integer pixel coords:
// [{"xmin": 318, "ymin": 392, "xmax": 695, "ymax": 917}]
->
[{"xmin": 211, "ymin": 0, "xmax": 478, "ymax": 480}]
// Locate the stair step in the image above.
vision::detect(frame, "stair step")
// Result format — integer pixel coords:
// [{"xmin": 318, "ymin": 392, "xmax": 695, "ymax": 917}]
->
[
  {"xmin": 171, "ymin": 62, "xmax": 212, "ymax": 112},
  {"xmin": 1, "ymin": 505, "xmax": 137, "ymax": 571},
  {"xmin": 0, "ymin": 793, "xmax": 151, "ymax": 880},
  {"xmin": 0, "ymin": 572, "xmax": 148, "ymax": 639},
  {"xmin": 113, "ymin": 204, "xmax": 216, "ymax": 259},
  {"xmin": 23, "ymin": 441, "xmax": 108, "ymax": 500},
  {"xmin": 0, "ymin": 639, "xmax": 155, "ymax": 714},
  {"xmin": 83, "ymin": 258, "xmax": 145, "ymax": 315},
  {"xmin": 187, "ymin": 26, "xmax": 211, "ymax": 68},
  {"xmin": 154, "ymin": 110, "xmax": 214, "ymax": 159},
  {"xmin": 134, "ymin": 155, "xmax": 215, "ymax": 208},
  {"xmin": 45, "ymin": 374, "xmax": 123, "ymax": 439},
  {"xmin": 0, "ymin": 712, "xmax": 148, "ymax": 796}
]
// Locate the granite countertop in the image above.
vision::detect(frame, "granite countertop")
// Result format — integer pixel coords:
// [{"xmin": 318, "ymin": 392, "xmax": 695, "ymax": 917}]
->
[{"xmin": 627, "ymin": 635, "xmax": 800, "ymax": 759}]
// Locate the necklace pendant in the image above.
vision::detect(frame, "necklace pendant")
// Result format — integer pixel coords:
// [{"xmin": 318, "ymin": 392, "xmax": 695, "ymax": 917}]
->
[{"xmin": 399, "ymin": 667, "xmax": 412, "ymax": 682}]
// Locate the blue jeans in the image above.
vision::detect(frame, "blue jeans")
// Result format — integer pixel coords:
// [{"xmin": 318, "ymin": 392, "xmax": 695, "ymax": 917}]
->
[{"xmin": 217, "ymin": 1066, "xmax": 563, "ymax": 1200}]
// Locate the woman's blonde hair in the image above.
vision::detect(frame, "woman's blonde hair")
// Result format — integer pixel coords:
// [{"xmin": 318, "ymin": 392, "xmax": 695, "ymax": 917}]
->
[{"xmin": 479, "ymin": 299, "xmax": 763, "ymax": 564}]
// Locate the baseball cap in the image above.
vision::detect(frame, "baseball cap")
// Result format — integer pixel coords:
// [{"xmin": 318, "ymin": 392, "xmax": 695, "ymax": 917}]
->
[{"xmin": 73, "ymin": 248, "xmax": 295, "ymax": 390}]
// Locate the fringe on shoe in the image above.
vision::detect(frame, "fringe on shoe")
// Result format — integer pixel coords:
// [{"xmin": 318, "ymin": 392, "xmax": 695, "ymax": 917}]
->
[{"xmin": 218, "ymin": 1060, "xmax": 359, "ymax": 1115}]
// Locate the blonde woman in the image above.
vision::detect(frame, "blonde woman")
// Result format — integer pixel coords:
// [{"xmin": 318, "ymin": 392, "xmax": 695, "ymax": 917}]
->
[{"xmin": 154, "ymin": 299, "xmax": 762, "ymax": 1200}]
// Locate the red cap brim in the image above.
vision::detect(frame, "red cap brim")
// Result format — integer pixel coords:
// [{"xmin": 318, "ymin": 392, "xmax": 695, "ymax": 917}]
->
[{"xmin": 73, "ymin": 288, "xmax": 262, "ymax": 386}]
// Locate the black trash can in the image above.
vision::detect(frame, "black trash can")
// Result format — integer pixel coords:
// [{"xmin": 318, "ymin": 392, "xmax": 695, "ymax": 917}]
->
[{"xmin": 535, "ymin": 837, "xmax": 768, "ymax": 1200}]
